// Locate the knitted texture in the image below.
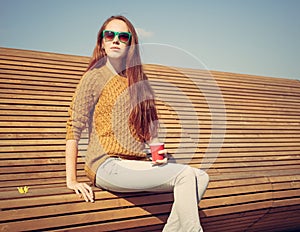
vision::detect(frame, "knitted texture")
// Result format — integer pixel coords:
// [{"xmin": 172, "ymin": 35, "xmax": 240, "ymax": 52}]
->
[
  {"xmin": 94, "ymin": 73, "xmax": 146, "ymax": 158},
  {"xmin": 66, "ymin": 65, "xmax": 146, "ymax": 183}
]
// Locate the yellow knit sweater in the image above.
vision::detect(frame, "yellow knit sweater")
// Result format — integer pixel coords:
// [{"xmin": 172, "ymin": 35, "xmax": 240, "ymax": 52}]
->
[{"xmin": 66, "ymin": 65, "xmax": 146, "ymax": 183}]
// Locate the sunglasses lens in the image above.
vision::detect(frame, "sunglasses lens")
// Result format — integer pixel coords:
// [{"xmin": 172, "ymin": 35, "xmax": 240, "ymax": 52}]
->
[
  {"xmin": 119, "ymin": 33, "xmax": 130, "ymax": 43},
  {"xmin": 103, "ymin": 31, "xmax": 115, "ymax": 41},
  {"xmin": 103, "ymin": 30, "xmax": 131, "ymax": 43}
]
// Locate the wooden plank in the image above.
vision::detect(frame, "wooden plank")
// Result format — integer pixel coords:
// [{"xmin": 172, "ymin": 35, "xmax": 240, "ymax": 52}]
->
[
  {"xmin": 0, "ymin": 72, "xmax": 80, "ymax": 85},
  {"xmin": 54, "ymin": 216, "xmax": 167, "ymax": 232},
  {"xmin": 201, "ymin": 192, "xmax": 273, "ymax": 208},
  {"xmin": 0, "ymin": 188, "xmax": 112, "ymax": 207},
  {"xmin": 0, "ymin": 175, "xmax": 87, "ymax": 188},
  {"xmin": 0, "ymin": 69, "xmax": 82, "ymax": 82},
  {"xmin": 202, "ymin": 201, "xmax": 274, "ymax": 217},
  {"xmin": 0, "ymin": 203, "xmax": 172, "ymax": 231},
  {"xmin": 0, "ymin": 91, "xmax": 71, "ymax": 100},
  {"xmin": 0, "ymin": 83, "xmax": 75, "ymax": 94},
  {"xmin": 0, "ymin": 47, "xmax": 90, "ymax": 64},
  {"xmin": 0, "ymin": 56, "xmax": 87, "ymax": 70},
  {"xmin": 0, "ymin": 77, "xmax": 78, "ymax": 89},
  {"xmin": 149, "ymin": 72, "xmax": 300, "ymax": 94},
  {"xmin": 0, "ymin": 193, "xmax": 172, "ymax": 222},
  {"xmin": 0, "ymin": 64, "xmax": 84, "ymax": 76}
]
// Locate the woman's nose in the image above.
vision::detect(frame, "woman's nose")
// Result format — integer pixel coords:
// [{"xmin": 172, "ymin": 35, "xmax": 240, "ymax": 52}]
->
[{"xmin": 112, "ymin": 36, "xmax": 120, "ymax": 44}]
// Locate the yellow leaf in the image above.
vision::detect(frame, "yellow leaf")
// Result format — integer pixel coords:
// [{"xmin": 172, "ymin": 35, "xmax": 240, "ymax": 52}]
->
[{"xmin": 17, "ymin": 186, "xmax": 29, "ymax": 194}]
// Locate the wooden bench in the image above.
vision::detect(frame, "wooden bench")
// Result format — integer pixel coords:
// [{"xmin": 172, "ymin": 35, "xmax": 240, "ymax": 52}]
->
[{"xmin": 0, "ymin": 47, "xmax": 299, "ymax": 232}]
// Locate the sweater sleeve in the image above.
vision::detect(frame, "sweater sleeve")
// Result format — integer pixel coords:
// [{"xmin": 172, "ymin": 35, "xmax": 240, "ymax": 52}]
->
[{"xmin": 66, "ymin": 68, "xmax": 109, "ymax": 141}]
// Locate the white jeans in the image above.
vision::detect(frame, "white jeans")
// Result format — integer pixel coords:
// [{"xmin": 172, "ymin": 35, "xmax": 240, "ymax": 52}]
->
[{"xmin": 96, "ymin": 158, "xmax": 209, "ymax": 232}]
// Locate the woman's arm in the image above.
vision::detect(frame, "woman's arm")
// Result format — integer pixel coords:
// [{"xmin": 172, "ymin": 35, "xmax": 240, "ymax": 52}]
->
[{"xmin": 66, "ymin": 139, "xmax": 94, "ymax": 202}]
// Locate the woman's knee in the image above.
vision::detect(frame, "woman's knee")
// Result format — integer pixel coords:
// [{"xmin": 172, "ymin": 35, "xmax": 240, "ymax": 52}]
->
[
  {"xmin": 176, "ymin": 166, "xmax": 209, "ymax": 187},
  {"xmin": 183, "ymin": 165, "xmax": 197, "ymax": 177},
  {"xmin": 193, "ymin": 168, "xmax": 209, "ymax": 186},
  {"xmin": 201, "ymin": 171, "xmax": 209, "ymax": 183},
  {"xmin": 175, "ymin": 166, "xmax": 196, "ymax": 184}
]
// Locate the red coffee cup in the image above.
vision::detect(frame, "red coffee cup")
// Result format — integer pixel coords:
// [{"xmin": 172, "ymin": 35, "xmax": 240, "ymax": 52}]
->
[{"xmin": 149, "ymin": 143, "xmax": 165, "ymax": 161}]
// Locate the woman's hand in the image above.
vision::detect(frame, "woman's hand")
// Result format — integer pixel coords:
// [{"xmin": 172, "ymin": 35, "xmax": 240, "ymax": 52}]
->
[
  {"xmin": 152, "ymin": 149, "xmax": 168, "ymax": 165},
  {"xmin": 67, "ymin": 181, "xmax": 94, "ymax": 202}
]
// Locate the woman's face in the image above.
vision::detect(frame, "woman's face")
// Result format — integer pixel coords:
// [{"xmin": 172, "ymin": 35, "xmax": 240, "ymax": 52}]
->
[{"xmin": 102, "ymin": 19, "xmax": 130, "ymax": 61}]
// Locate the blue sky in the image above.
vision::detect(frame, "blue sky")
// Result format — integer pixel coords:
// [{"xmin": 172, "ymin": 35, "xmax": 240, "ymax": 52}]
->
[{"xmin": 1, "ymin": 0, "xmax": 299, "ymax": 80}]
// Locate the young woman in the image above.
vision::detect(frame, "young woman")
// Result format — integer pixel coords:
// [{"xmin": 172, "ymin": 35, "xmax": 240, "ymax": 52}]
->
[{"xmin": 66, "ymin": 15, "xmax": 209, "ymax": 232}]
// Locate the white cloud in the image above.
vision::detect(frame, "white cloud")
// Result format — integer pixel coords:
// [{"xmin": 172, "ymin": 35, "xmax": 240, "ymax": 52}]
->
[{"xmin": 136, "ymin": 28, "xmax": 154, "ymax": 39}]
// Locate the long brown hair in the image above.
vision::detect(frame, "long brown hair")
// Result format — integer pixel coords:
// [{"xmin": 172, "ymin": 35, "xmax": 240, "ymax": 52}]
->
[{"xmin": 87, "ymin": 15, "xmax": 158, "ymax": 142}]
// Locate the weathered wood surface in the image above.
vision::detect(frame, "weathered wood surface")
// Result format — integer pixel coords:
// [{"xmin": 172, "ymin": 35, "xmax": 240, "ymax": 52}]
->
[{"xmin": 0, "ymin": 47, "xmax": 299, "ymax": 232}]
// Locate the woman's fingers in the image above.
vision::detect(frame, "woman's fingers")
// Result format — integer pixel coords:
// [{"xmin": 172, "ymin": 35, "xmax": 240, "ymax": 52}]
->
[
  {"xmin": 83, "ymin": 183, "xmax": 94, "ymax": 202},
  {"xmin": 74, "ymin": 183, "xmax": 94, "ymax": 202},
  {"xmin": 153, "ymin": 157, "xmax": 168, "ymax": 165},
  {"xmin": 158, "ymin": 149, "xmax": 168, "ymax": 155},
  {"xmin": 151, "ymin": 149, "xmax": 168, "ymax": 165}
]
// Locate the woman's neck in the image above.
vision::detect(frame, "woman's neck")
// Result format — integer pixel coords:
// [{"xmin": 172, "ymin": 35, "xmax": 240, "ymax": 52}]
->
[{"xmin": 106, "ymin": 58, "xmax": 125, "ymax": 75}]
